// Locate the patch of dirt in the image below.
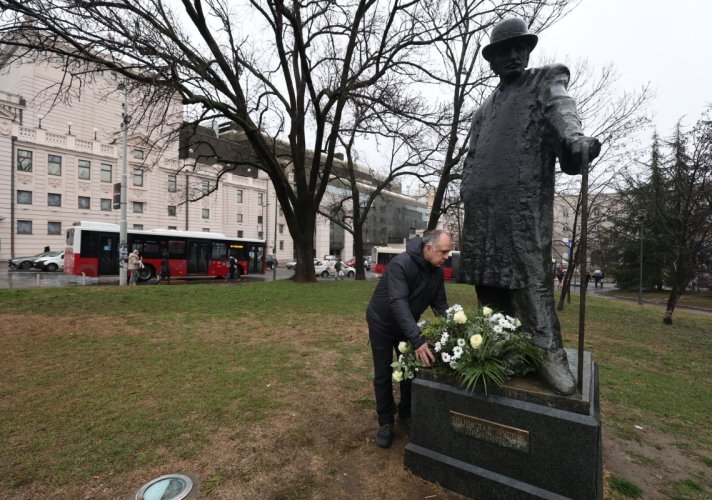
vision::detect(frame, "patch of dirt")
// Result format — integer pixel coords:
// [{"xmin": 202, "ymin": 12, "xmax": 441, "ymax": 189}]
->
[{"xmin": 603, "ymin": 425, "xmax": 710, "ymax": 499}]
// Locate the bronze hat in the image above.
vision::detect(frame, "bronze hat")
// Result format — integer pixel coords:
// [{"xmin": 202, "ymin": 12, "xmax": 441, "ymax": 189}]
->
[{"xmin": 482, "ymin": 17, "xmax": 538, "ymax": 62}]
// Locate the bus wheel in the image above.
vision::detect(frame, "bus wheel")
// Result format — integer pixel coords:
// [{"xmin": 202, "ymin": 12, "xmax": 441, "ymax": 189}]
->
[{"xmin": 138, "ymin": 265, "xmax": 154, "ymax": 281}]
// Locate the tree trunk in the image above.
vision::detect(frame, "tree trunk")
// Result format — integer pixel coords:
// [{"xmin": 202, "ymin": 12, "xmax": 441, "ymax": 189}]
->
[
  {"xmin": 290, "ymin": 211, "xmax": 317, "ymax": 282},
  {"xmin": 352, "ymin": 221, "xmax": 367, "ymax": 280},
  {"xmin": 663, "ymin": 285, "xmax": 682, "ymax": 324},
  {"xmin": 557, "ymin": 246, "xmax": 580, "ymax": 311}
]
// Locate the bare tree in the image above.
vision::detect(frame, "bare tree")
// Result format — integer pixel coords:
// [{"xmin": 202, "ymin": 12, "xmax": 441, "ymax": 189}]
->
[
  {"xmin": 316, "ymin": 0, "xmax": 578, "ymax": 272},
  {"xmin": 554, "ymin": 61, "xmax": 652, "ymax": 309},
  {"xmin": 0, "ymin": 0, "xmax": 470, "ymax": 281}
]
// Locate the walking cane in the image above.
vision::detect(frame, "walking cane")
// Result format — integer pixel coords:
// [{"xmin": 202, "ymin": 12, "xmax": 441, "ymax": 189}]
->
[{"xmin": 577, "ymin": 147, "xmax": 590, "ymax": 394}]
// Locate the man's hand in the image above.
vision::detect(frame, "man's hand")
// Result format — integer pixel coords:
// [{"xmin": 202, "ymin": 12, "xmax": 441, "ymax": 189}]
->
[{"xmin": 415, "ymin": 343, "xmax": 435, "ymax": 367}]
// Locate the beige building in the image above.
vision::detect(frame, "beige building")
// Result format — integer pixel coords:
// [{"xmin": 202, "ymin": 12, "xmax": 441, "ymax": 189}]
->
[
  {"xmin": 2, "ymin": 52, "xmax": 436, "ymax": 265},
  {"xmin": 0, "ymin": 53, "xmax": 314, "ymax": 264}
]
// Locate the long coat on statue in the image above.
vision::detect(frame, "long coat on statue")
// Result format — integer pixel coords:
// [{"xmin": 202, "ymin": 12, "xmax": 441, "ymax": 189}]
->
[{"xmin": 460, "ymin": 64, "xmax": 584, "ymax": 289}]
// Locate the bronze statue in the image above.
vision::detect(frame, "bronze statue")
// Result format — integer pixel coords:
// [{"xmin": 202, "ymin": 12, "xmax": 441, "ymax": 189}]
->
[{"xmin": 460, "ymin": 17, "xmax": 601, "ymax": 395}]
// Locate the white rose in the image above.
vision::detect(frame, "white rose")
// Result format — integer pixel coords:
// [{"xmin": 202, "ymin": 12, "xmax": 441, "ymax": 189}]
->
[
  {"xmin": 398, "ymin": 341, "xmax": 409, "ymax": 353},
  {"xmin": 515, "ymin": 318, "xmax": 522, "ymax": 328},
  {"xmin": 482, "ymin": 306, "xmax": 493, "ymax": 317},
  {"xmin": 392, "ymin": 369, "xmax": 404, "ymax": 382},
  {"xmin": 470, "ymin": 334, "xmax": 483, "ymax": 349},
  {"xmin": 453, "ymin": 310, "xmax": 468, "ymax": 324}
]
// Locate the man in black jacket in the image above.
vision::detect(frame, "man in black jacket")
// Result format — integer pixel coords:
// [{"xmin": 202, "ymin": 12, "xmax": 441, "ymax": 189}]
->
[{"xmin": 366, "ymin": 230, "xmax": 452, "ymax": 448}]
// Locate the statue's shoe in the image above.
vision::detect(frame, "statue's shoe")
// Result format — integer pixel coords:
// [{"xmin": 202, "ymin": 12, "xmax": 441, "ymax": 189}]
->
[{"xmin": 540, "ymin": 349, "xmax": 577, "ymax": 395}]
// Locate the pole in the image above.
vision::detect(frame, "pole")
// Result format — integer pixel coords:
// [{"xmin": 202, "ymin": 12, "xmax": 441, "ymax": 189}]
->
[
  {"xmin": 119, "ymin": 84, "xmax": 130, "ymax": 286},
  {"xmin": 638, "ymin": 215, "xmax": 644, "ymax": 305},
  {"xmin": 577, "ymin": 148, "xmax": 590, "ymax": 394},
  {"xmin": 273, "ymin": 191, "xmax": 278, "ymax": 281}
]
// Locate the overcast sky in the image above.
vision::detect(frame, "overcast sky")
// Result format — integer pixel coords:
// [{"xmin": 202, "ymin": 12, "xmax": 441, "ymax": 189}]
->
[{"xmin": 540, "ymin": 0, "xmax": 709, "ymax": 136}]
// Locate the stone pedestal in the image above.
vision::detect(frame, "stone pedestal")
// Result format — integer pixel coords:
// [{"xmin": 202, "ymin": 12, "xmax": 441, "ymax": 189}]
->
[{"xmin": 404, "ymin": 349, "xmax": 601, "ymax": 500}]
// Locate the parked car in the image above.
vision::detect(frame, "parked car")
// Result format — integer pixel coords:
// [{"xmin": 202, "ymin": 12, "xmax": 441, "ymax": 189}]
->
[
  {"xmin": 266, "ymin": 255, "xmax": 278, "ymax": 270},
  {"xmin": 34, "ymin": 252, "xmax": 65, "ymax": 272},
  {"xmin": 315, "ymin": 261, "xmax": 356, "ymax": 278},
  {"xmin": 9, "ymin": 250, "xmax": 56, "ymax": 270},
  {"xmin": 287, "ymin": 258, "xmax": 321, "ymax": 271}
]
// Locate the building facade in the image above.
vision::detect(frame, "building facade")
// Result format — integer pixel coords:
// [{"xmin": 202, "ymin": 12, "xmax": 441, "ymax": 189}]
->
[{"xmin": 0, "ymin": 53, "xmax": 430, "ymax": 265}]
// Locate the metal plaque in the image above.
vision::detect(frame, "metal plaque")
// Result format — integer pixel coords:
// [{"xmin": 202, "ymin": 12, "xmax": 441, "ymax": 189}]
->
[{"xmin": 450, "ymin": 411, "xmax": 529, "ymax": 452}]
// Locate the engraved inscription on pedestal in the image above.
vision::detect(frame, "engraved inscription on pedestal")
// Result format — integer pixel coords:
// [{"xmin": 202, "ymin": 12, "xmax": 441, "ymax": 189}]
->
[{"xmin": 450, "ymin": 411, "xmax": 529, "ymax": 452}]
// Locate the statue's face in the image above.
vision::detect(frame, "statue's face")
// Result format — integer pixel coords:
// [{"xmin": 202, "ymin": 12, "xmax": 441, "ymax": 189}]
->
[{"xmin": 488, "ymin": 40, "xmax": 531, "ymax": 82}]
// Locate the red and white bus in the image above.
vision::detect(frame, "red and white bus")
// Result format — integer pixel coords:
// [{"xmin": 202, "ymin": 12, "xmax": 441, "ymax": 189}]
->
[
  {"xmin": 371, "ymin": 245, "xmax": 460, "ymax": 280},
  {"xmin": 64, "ymin": 221, "xmax": 266, "ymax": 280}
]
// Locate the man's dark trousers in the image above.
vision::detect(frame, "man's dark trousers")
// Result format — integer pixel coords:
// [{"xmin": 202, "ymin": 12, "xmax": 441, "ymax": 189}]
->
[{"xmin": 369, "ymin": 328, "xmax": 411, "ymax": 426}]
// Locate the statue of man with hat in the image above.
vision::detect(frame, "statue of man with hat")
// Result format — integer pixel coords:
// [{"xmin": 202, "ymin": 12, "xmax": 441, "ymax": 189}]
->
[{"xmin": 459, "ymin": 17, "xmax": 601, "ymax": 395}]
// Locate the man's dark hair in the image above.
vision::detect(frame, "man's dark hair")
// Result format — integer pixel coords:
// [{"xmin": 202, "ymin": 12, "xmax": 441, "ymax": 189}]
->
[{"xmin": 422, "ymin": 229, "xmax": 449, "ymax": 246}]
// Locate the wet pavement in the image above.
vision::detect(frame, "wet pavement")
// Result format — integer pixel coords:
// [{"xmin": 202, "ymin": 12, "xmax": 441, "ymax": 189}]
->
[
  {"xmin": 0, "ymin": 266, "xmax": 375, "ymax": 289},
  {"xmin": 0, "ymin": 266, "xmax": 295, "ymax": 289}
]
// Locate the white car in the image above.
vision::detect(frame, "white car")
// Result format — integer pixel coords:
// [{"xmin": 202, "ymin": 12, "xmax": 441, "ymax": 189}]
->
[
  {"xmin": 315, "ymin": 261, "xmax": 355, "ymax": 278},
  {"xmin": 35, "ymin": 252, "xmax": 65, "ymax": 272}
]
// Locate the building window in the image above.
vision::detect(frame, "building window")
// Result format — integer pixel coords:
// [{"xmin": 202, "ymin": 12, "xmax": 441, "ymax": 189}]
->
[
  {"xmin": 236, "ymin": 213, "xmax": 243, "ymax": 223},
  {"xmin": 168, "ymin": 226, "xmax": 177, "ymax": 230},
  {"xmin": 133, "ymin": 168, "xmax": 144, "ymax": 186},
  {"xmin": 48, "ymin": 155, "xmax": 62, "ymax": 176},
  {"xmin": 132, "ymin": 148, "xmax": 144, "ymax": 160},
  {"xmin": 279, "ymin": 240, "xmax": 284, "ymax": 250},
  {"xmin": 202, "ymin": 208, "xmax": 210, "ymax": 219},
  {"xmin": 168, "ymin": 205, "xmax": 176, "ymax": 216},
  {"xmin": 78, "ymin": 196, "xmax": 90, "ymax": 209},
  {"xmin": 48, "ymin": 221, "xmax": 62, "ymax": 235},
  {"xmin": 78, "ymin": 159, "xmax": 91, "ymax": 180},
  {"xmin": 17, "ymin": 149, "xmax": 33, "ymax": 172},
  {"xmin": 17, "ymin": 220, "xmax": 32, "ymax": 234},
  {"xmin": 279, "ymin": 224, "xmax": 284, "ymax": 234},
  {"xmin": 133, "ymin": 224, "xmax": 144, "ymax": 230},
  {"xmin": 133, "ymin": 201, "xmax": 144, "ymax": 213},
  {"xmin": 202, "ymin": 228, "xmax": 210, "ymax": 232},
  {"xmin": 258, "ymin": 231, "xmax": 263, "ymax": 239},
  {"xmin": 101, "ymin": 164, "xmax": 112, "ymax": 182},
  {"xmin": 236, "ymin": 189, "xmax": 243, "ymax": 203},
  {"xmin": 100, "ymin": 198, "xmax": 112, "ymax": 211},
  {"xmin": 48, "ymin": 193, "xmax": 62, "ymax": 207},
  {"xmin": 17, "ymin": 190, "xmax": 32, "ymax": 204},
  {"xmin": 257, "ymin": 215, "xmax": 263, "ymax": 224},
  {"xmin": 237, "ymin": 230, "xmax": 244, "ymax": 238},
  {"xmin": 257, "ymin": 192, "xmax": 264, "ymax": 206},
  {"xmin": 202, "ymin": 180, "xmax": 212, "ymax": 195},
  {"xmin": 168, "ymin": 175, "xmax": 177, "ymax": 192},
  {"xmin": 563, "ymin": 209, "xmax": 569, "ymax": 218}
]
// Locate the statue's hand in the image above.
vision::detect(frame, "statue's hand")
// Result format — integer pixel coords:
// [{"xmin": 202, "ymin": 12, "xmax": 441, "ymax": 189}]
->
[{"xmin": 560, "ymin": 136, "xmax": 601, "ymax": 174}]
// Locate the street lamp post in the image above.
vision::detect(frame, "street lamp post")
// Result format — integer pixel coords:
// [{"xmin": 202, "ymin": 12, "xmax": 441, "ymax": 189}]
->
[
  {"xmin": 638, "ymin": 210, "xmax": 646, "ymax": 305},
  {"xmin": 119, "ymin": 86, "xmax": 130, "ymax": 286}
]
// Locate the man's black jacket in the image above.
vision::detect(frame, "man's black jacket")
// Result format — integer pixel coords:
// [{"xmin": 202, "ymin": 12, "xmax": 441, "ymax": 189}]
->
[{"xmin": 366, "ymin": 237, "xmax": 448, "ymax": 349}]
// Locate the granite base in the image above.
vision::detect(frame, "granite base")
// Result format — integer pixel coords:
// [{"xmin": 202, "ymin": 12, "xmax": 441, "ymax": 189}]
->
[{"xmin": 404, "ymin": 349, "xmax": 602, "ymax": 499}]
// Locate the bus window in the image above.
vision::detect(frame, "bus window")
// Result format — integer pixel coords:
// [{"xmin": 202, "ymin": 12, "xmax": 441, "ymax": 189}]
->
[
  {"xmin": 66, "ymin": 228, "xmax": 74, "ymax": 246},
  {"xmin": 141, "ymin": 239, "xmax": 162, "ymax": 258},
  {"xmin": 212, "ymin": 242, "xmax": 228, "ymax": 260},
  {"xmin": 80, "ymin": 231, "xmax": 99, "ymax": 257},
  {"xmin": 168, "ymin": 240, "xmax": 186, "ymax": 257}
]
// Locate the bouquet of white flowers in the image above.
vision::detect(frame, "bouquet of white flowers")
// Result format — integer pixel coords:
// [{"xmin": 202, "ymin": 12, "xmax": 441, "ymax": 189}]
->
[{"xmin": 392, "ymin": 305, "xmax": 543, "ymax": 394}]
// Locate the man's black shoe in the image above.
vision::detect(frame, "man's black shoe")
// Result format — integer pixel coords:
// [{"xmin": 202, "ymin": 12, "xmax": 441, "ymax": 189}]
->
[{"xmin": 375, "ymin": 424, "xmax": 394, "ymax": 448}]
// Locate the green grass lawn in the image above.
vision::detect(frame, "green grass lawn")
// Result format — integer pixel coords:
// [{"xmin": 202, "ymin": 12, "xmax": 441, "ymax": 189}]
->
[
  {"xmin": 599, "ymin": 288, "xmax": 712, "ymax": 310},
  {"xmin": 0, "ymin": 281, "xmax": 710, "ymax": 498}
]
